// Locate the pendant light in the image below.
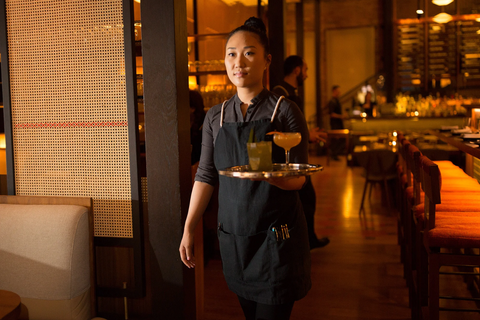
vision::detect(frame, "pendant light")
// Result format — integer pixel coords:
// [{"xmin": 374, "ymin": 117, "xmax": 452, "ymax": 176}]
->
[
  {"xmin": 432, "ymin": 0, "xmax": 454, "ymax": 6},
  {"xmin": 432, "ymin": 12, "xmax": 453, "ymax": 23}
]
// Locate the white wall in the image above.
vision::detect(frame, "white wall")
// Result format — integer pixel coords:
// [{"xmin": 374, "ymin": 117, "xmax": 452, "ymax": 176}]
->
[{"xmin": 326, "ymin": 27, "xmax": 375, "ymax": 100}]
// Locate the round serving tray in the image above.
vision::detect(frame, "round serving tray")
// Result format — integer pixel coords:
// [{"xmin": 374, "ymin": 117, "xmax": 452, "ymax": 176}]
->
[{"xmin": 219, "ymin": 163, "xmax": 323, "ymax": 179}]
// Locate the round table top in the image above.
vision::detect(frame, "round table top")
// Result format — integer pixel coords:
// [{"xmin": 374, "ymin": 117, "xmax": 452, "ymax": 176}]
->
[{"xmin": 0, "ymin": 290, "xmax": 21, "ymax": 320}]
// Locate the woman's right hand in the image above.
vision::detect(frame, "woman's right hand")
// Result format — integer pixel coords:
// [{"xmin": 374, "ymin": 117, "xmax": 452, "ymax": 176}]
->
[{"xmin": 179, "ymin": 231, "xmax": 196, "ymax": 268}]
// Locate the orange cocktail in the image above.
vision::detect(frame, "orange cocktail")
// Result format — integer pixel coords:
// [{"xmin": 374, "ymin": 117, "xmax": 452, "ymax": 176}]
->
[{"xmin": 273, "ymin": 132, "xmax": 301, "ymax": 165}]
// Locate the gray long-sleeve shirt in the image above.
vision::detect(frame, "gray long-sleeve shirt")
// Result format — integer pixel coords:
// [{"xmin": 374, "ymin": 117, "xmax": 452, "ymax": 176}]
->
[{"xmin": 195, "ymin": 89, "xmax": 309, "ymax": 186}]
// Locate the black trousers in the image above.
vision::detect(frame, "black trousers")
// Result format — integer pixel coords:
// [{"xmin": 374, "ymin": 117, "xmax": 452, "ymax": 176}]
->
[
  {"xmin": 237, "ymin": 296, "xmax": 295, "ymax": 320},
  {"xmin": 298, "ymin": 178, "xmax": 317, "ymax": 243}
]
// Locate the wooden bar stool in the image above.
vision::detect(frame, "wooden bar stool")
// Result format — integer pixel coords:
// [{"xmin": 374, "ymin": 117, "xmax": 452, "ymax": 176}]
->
[{"xmin": 417, "ymin": 156, "xmax": 480, "ymax": 320}]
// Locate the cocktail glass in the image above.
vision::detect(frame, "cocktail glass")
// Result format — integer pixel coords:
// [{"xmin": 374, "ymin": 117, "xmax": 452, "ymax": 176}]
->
[
  {"xmin": 273, "ymin": 132, "xmax": 302, "ymax": 166},
  {"xmin": 247, "ymin": 141, "xmax": 273, "ymax": 171}
]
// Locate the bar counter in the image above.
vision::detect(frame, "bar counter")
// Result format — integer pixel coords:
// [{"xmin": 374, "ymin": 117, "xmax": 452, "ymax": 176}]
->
[
  {"xmin": 427, "ymin": 130, "xmax": 480, "ymax": 181},
  {"xmin": 347, "ymin": 116, "xmax": 464, "ymax": 133},
  {"xmin": 428, "ymin": 130, "xmax": 480, "ymax": 159}
]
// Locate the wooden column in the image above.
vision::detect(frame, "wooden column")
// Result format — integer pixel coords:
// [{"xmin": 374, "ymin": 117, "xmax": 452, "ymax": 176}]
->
[
  {"xmin": 141, "ymin": 0, "xmax": 195, "ymax": 319},
  {"xmin": 296, "ymin": 2, "xmax": 305, "ymax": 104},
  {"xmin": 384, "ymin": 0, "xmax": 395, "ymax": 103},
  {"xmin": 315, "ymin": 0, "xmax": 323, "ymax": 128},
  {"xmin": 268, "ymin": 0, "xmax": 286, "ymax": 89}
]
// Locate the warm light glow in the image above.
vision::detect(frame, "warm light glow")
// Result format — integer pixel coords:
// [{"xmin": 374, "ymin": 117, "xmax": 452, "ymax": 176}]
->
[
  {"xmin": 432, "ymin": 12, "xmax": 453, "ymax": 23},
  {"xmin": 432, "ymin": 0, "xmax": 454, "ymax": 6},
  {"xmin": 416, "ymin": 9, "xmax": 424, "ymax": 14},
  {"xmin": 392, "ymin": 141, "xmax": 397, "ymax": 146},
  {"xmin": 0, "ymin": 134, "xmax": 5, "ymax": 149},
  {"xmin": 414, "ymin": 111, "xmax": 419, "ymax": 116},
  {"xmin": 361, "ymin": 112, "xmax": 367, "ymax": 118},
  {"xmin": 134, "ymin": 0, "xmax": 140, "ymax": 3},
  {"xmin": 188, "ymin": 76, "xmax": 198, "ymax": 90},
  {"xmin": 393, "ymin": 131, "xmax": 398, "ymax": 137},
  {"xmin": 342, "ymin": 170, "xmax": 354, "ymax": 218}
]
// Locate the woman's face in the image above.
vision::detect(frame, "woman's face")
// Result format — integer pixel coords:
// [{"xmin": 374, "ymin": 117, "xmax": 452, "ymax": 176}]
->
[{"xmin": 225, "ymin": 31, "xmax": 271, "ymax": 90}]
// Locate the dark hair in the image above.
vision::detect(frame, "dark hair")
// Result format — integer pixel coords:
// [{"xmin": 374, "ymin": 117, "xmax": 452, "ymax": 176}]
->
[
  {"xmin": 227, "ymin": 17, "xmax": 270, "ymax": 57},
  {"xmin": 283, "ymin": 55, "xmax": 304, "ymax": 76},
  {"xmin": 332, "ymin": 85, "xmax": 340, "ymax": 91}
]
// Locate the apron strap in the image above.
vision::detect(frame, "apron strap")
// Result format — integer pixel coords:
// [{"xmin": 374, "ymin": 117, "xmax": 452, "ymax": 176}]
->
[
  {"xmin": 220, "ymin": 96, "xmax": 283, "ymax": 127},
  {"xmin": 219, "ymin": 100, "xmax": 228, "ymax": 128},
  {"xmin": 270, "ymin": 96, "xmax": 284, "ymax": 123}
]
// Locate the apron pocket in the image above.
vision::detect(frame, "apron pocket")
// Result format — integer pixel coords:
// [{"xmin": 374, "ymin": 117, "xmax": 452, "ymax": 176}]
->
[
  {"xmin": 269, "ymin": 223, "xmax": 310, "ymax": 285},
  {"xmin": 218, "ymin": 228, "xmax": 271, "ymax": 283}
]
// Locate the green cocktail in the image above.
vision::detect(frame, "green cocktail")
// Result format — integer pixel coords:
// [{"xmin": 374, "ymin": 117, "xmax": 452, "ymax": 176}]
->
[{"xmin": 247, "ymin": 141, "xmax": 273, "ymax": 171}]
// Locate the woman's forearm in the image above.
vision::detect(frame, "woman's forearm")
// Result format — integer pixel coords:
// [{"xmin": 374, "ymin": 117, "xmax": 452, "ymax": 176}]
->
[{"xmin": 184, "ymin": 181, "xmax": 215, "ymax": 235}]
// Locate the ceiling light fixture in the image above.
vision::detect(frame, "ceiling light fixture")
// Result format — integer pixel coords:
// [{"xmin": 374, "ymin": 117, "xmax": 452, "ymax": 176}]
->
[
  {"xmin": 416, "ymin": 9, "xmax": 424, "ymax": 14},
  {"xmin": 432, "ymin": 12, "xmax": 453, "ymax": 23},
  {"xmin": 432, "ymin": 0, "xmax": 454, "ymax": 6}
]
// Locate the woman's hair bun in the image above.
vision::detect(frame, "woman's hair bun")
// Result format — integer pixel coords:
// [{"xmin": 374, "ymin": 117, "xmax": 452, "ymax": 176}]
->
[{"xmin": 244, "ymin": 17, "xmax": 267, "ymax": 35}]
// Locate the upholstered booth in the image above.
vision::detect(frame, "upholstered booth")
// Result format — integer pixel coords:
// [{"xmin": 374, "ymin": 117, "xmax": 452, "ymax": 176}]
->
[{"xmin": 0, "ymin": 196, "xmax": 95, "ymax": 320}]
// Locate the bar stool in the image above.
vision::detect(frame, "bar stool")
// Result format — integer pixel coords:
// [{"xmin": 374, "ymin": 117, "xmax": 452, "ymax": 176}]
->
[
  {"xmin": 400, "ymin": 139, "xmax": 480, "ymax": 318},
  {"xmin": 417, "ymin": 156, "xmax": 480, "ymax": 320}
]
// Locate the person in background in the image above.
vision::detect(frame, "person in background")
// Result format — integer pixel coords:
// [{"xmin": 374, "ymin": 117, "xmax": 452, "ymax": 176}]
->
[
  {"xmin": 361, "ymin": 91, "xmax": 376, "ymax": 117},
  {"xmin": 179, "ymin": 17, "xmax": 311, "ymax": 320},
  {"xmin": 190, "ymin": 89, "xmax": 206, "ymax": 165},
  {"xmin": 326, "ymin": 85, "xmax": 346, "ymax": 161},
  {"xmin": 272, "ymin": 55, "xmax": 330, "ymax": 250}
]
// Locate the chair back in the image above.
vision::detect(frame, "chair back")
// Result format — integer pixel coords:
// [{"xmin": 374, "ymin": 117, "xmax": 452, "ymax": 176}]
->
[
  {"xmin": 402, "ymin": 140, "xmax": 412, "ymax": 187},
  {"xmin": 357, "ymin": 149, "xmax": 398, "ymax": 181},
  {"xmin": 408, "ymin": 143, "xmax": 423, "ymax": 206},
  {"xmin": 419, "ymin": 155, "xmax": 441, "ymax": 229}
]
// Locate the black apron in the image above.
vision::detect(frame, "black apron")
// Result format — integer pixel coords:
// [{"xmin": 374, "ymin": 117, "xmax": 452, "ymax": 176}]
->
[{"xmin": 214, "ymin": 96, "xmax": 311, "ymax": 305}]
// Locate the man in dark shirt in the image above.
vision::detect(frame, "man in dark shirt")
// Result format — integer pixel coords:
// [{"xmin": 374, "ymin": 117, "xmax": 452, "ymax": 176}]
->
[
  {"xmin": 327, "ymin": 85, "xmax": 344, "ymax": 130},
  {"xmin": 272, "ymin": 55, "xmax": 330, "ymax": 250},
  {"xmin": 326, "ymin": 85, "xmax": 346, "ymax": 161}
]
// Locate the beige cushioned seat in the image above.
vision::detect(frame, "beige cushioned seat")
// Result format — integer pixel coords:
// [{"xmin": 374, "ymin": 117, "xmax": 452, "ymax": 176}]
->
[{"xmin": 0, "ymin": 204, "xmax": 90, "ymax": 320}]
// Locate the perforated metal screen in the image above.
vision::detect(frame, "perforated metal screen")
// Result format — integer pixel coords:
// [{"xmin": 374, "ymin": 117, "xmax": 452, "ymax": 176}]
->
[{"xmin": 6, "ymin": 0, "xmax": 133, "ymax": 238}]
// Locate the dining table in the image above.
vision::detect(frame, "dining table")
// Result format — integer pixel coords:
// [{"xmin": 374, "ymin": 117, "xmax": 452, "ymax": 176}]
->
[{"xmin": 0, "ymin": 290, "xmax": 21, "ymax": 320}]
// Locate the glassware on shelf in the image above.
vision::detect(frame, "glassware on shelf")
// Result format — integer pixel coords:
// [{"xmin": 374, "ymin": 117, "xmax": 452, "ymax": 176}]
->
[{"xmin": 188, "ymin": 60, "xmax": 226, "ymax": 74}]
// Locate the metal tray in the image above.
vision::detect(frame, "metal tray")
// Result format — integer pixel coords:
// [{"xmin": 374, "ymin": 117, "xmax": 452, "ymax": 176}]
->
[{"xmin": 219, "ymin": 163, "xmax": 323, "ymax": 179}]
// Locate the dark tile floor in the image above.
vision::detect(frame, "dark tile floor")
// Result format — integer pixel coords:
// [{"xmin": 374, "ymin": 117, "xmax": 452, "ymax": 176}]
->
[{"xmin": 203, "ymin": 155, "xmax": 480, "ymax": 320}]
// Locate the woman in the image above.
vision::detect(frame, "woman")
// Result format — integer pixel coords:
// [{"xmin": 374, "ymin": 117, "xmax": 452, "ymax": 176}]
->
[
  {"xmin": 179, "ymin": 17, "xmax": 311, "ymax": 320},
  {"xmin": 362, "ymin": 91, "xmax": 376, "ymax": 117}
]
